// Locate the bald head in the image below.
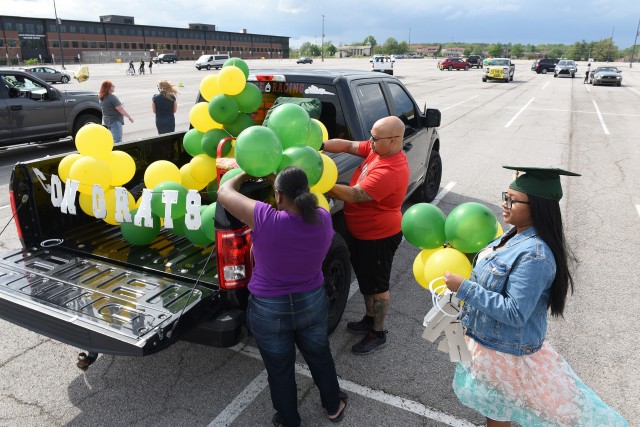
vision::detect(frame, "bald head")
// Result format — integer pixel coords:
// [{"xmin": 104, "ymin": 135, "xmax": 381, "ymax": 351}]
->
[{"xmin": 370, "ymin": 116, "xmax": 405, "ymax": 157}]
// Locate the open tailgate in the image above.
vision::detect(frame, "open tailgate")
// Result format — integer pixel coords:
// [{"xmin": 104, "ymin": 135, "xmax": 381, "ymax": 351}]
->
[{"xmin": 0, "ymin": 247, "xmax": 215, "ymax": 357}]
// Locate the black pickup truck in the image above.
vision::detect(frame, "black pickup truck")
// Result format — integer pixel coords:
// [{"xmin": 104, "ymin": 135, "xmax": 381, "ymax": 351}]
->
[
  {"xmin": 0, "ymin": 68, "xmax": 102, "ymax": 148},
  {"xmin": 0, "ymin": 69, "xmax": 442, "ymax": 369}
]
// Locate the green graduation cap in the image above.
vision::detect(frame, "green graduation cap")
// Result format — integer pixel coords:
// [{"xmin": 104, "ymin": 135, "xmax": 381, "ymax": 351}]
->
[{"xmin": 503, "ymin": 166, "xmax": 580, "ymax": 201}]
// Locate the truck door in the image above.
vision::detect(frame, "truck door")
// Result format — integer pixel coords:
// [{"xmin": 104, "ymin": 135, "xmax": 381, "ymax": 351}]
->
[{"xmin": 0, "ymin": 79, "xmax": 12, "ymax": 145}]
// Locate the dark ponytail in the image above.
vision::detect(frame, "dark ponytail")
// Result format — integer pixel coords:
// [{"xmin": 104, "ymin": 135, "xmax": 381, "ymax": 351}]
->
[{"xmin": 275, "ymin": 167, "xmax": 320, "ymax": 224}]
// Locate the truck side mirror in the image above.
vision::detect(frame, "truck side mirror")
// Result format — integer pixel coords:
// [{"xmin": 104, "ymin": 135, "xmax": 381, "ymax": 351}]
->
[{"xmin": 426, "ymin": 108, "xmax": 441, "ymax": 128}]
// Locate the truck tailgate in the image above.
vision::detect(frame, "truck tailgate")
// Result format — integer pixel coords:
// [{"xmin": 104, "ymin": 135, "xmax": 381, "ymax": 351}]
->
[{"xmin": 0, "ymin": 247, "xmax": 215, "ymax": 356}]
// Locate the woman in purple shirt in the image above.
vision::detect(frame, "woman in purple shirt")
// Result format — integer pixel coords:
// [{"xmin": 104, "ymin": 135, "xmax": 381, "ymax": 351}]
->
[{"xmin": 217, "ymin": 166, "xmax": 347, "ymax": 427}]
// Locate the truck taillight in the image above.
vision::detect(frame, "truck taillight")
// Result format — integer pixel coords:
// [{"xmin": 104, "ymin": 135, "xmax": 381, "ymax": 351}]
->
[
  {"xmin": 8, "ymin": 191, "xmax": 23, "ymax": 241},
  {"xmin": 216, "ymin": 227, "xmax": 252, "ymax": 290}
]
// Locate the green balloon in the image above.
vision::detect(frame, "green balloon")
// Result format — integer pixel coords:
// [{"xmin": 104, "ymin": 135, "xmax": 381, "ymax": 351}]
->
[
  {"xmin": 150, "ymin": 181, "xmax": 189, "ymax": 219},
  {"xmin": 223, "ymin": 57, "xmax": 249, "ymax": 79},
  {"xmin": 401, "ymin": 203, "xmax": 447, "ymax": 249},
  {"xmin": 304, "ymin": 119, "xmax": 323, "ymax": 151},
  {"xmin": 201, "ymin": 203, "xmax": 217, "ymax": 241},
  {"xmin": 121, "ymin": 208, "xmax": 161, "ymax": 246},
  {"xmin": 201, "ymin": 128, "xmax": 233, "ymax": 158},
  {"xmin": 445, "ymin": 202, "xmax": 498, "ymax": 253},
  {"xmin": 219, "ymin": 167, "xmax": 244, "ymax": 187},
  {"xmin": 266, "ymin": 104, "xmax": 310, "ymax": 150},
  {"xmin": 206, "ymin": 178, "xmax": 219, "ymax": 202},
  {"xmin": 184, "ymin": 206, "xmax": 214, "ymax": 245},
  {"xmin": 208, "ymin": 94, "xmax": 239, "ymax": 125},
  {"xmin": 277, "ymin": 146, "xmax": 323, "ymax": 187},
  {"xmin": 170, "ymin": 214, "xmax": 186, "ymax": 236},
  {"xmin": 234, "ymin": 83, "xmax": 262, "ymax": 113},
  {"xmin": 225, "ymin": 113, "xmax": 255, "ymax": 137},
  {"xmin": 235, "ymin": 126, "xmax": 283, "ymax": 177},
  {"xmin": 183, "ymin": 128, "xmax": 205, "ymax": 157}
]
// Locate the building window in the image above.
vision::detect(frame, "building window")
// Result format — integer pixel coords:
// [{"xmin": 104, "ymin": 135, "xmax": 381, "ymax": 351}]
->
[
  {"xmin": 91, "ymin": 41, "xmax": 97, "ymax": 48},
  {"xmin": 116, "ymin": 42, "xmax": 121, "ymax": 49},
  {"xmin": 124, "ymin": 42, "xmax": 129, "ymax": 49},
  {"xmin": 107, "ymin": 42, "xmax": 113, "ymax": 48},
  {"xmin": 82, "ymin": 41, "xmax": 88, "ymax": 48},
  {"xmin": 99, "ymin": 42, "xmax": 106, "ymax": 48},
  {"xmin": 138, "ymin": 43, "xmax": 144, "ymax": 49},
  {"xmin": 63, "ymin": 41, "xmax": 69, "ymax": 48},
  {"xmin": 72, "ymin": 41, "xmax": 79, "ymax": 48}
]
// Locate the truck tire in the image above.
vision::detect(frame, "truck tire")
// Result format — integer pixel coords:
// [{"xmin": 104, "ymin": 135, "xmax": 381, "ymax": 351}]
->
[
  {"xmin": 61, "ymin": 75, "xmax": 70, "ymax": 84},
  {"xmin": 541, "ymin": 68, "xmax": 548, "ymax": 74},
  {"xmin": 72, "ymin": 113, "xmax": 102, "ymax": 140},
  {"xmin": 411, "ymin": 150, "xmax": 442, "ymax": 203},
  {"xmin": 323, "ymin": 233, "xmax": 351, "ymax": 334},
  {"xmin": 206, "ymin": 65, "xmax": 211, "ymax": 70}
]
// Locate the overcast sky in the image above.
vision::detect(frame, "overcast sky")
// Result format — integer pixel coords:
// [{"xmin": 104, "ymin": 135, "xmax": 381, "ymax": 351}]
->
[{"xmin": 10, "ymin": 0, "xmax": 640, "ymax": 50}]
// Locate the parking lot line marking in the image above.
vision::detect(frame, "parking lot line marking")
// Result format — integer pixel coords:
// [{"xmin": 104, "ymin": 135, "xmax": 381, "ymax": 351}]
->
[
  {"xmin": 207, "ymin": 369, "xmax": 269, "ymax": 427},
  {"xmin": 441, "ymin": 95, "xmax": 479, "ymax": 111},
  {"xmin": 432, "ymin": 182, "xmax": 456, "ymax": 207},
  {"xmin": 629, "ymin": 87, "xmax": 640, "ymax": 96},
  {"xmin": 0, "ymin": 204, "xmax": 10, "ymax": 210},
  {"xmin": 542, "ymin": 81, "xmax": 551, "ymax": 90},
  {"xmin": 636, "ymin": 205, "xmax": 640, "ymax": 218},
  {"xmin": 229, "ymin": 344, "xmax": 478, "ymax": 427},
  {"xmin": 505, "ymin": 97, "xmax": 534, "ymax": 128},
  {"xmin": 592, "ymin": 100, "xmax": 610, "ymax": 135}
]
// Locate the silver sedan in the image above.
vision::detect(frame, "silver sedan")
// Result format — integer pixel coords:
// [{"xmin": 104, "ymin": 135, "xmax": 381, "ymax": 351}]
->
[
  {"xmin": 589, "ymin": 66, "xmax": 622, "ymax": 86},
  {"xmin": 21, "ymin": 66, "xmax": 71, "ymax": 84}
]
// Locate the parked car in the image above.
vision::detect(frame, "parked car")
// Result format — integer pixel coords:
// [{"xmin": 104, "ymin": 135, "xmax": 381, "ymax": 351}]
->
[
  {"xmin": 21, "ymin": 66, "xmax": 71, "ymax": 84},
  {"xmin": 465, "ymin": 55, "xmax": 483, "ymax": 68},
  {"xmin": 554, "ymin": 60, "xmax": 577, "ymax": 78},
  {"xmin": 438, "ymin": 58, "xmax": 471, "ymax": 71},
  {"xmin": 296, "ymin": 57, "xmax": 313, "ymax": 64},
  {"xmin": 482, "ymin": 58, "xmax": 516, "ymax": 83},
  {"xmin": 152, "ymin": 53, "xmax": 178, "ymax": 64},
  {"xmin": 589, "ymin": 66, "xmax": 623, "ymax": 86},
  {"xmin": 532, "ymin": 58, "xmax": 558, "ymax": 74}
]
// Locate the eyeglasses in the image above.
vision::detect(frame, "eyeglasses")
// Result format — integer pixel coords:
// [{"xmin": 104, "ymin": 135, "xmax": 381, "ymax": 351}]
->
[
  {"xmin": 369, "ymin": 133, "xmax": 401, "ymax": 142},
  {"xmin": 501, "ymin": 192, "xmax": 530, "ymax": 209}
]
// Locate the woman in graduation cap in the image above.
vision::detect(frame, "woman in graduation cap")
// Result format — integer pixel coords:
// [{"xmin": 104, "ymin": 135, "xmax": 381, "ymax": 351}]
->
[{"xmin": 443, "ymin": 167, "xmax": 627, "ymax": 427}]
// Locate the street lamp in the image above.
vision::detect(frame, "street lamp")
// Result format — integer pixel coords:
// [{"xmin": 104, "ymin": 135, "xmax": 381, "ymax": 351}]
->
[
  {"xmin": 321, "ymin": 15, "xmax": 325, "ymax": 62},
  {"xmin": 53, "ymin": 0, "xmax": 65, "ymax": 69}
]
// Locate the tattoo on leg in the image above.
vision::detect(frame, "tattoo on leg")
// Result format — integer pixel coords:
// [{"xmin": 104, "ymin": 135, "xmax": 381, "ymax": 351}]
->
[
  {"xmin": 364, "ymin": 294, "xmax": 374, "ymax": 316},
  {"xmin": 372, "ymin": 297, "xmax": 389, "ymax": 331}
]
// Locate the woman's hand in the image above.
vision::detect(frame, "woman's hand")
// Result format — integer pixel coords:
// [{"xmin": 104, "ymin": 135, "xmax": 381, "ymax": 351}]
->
[{"xmin": 443, "ymin": 271, "xmax": 464, "ymax": 292}]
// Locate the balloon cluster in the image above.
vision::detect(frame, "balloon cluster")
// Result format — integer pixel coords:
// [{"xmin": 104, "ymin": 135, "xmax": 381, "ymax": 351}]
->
[
  {"xmin": 402, "ymin": 202, "xmax": 502, "ymax": 293},
  {"xmin": 58, "ymin": 123, "xmax": 136, "ymax": 226}
]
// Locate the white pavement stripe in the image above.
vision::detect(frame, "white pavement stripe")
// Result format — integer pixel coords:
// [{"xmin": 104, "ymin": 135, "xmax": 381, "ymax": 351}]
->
[
  {"xmin": 229, "ymin": 344, "xmax": 478, "ymax": 427},
  {"xmin": 592, "ymin": 100, "xmax": 610, "ymax": 135},
  {"xmin": 441, "ymin": 95, "xmax": 479, "ymax": 111},
  {"xmin": 505, "ymin": 97, "xmax": 534, "ymax": 128},
  {"xmin": 636, "ymin": 205, "xmax": 640, "ymax": 217},
  {"xmin": 0, "ymin": 205, "xmax": 10, "ymax": 210},
  {"xmin": 207, "ymin": 369, "xmax": 270, "ymax": 427},
  {"xmin": 542, "ymin": 81, "xmax": 551, "ymax": 90},
  {"xmin": 629, "ymin": 87, "xmax": 640, "ymax": 96}
]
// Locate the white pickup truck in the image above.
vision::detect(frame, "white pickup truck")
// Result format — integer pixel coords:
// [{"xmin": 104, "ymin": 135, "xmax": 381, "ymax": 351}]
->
[
  {"xmin": 482, "ymin": 58, "xmax": 515, "ymax": 83},
  {"xmin": 371, "ymin": 55, "xmax": 394, "ymax": 75}
]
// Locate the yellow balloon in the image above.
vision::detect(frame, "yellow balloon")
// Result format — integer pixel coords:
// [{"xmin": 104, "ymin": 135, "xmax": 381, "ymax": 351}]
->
[
  {"xmin": 180, "ymin": 163, "xmax": 209, "ymax": 190},
  {"xmin": 423, "ymin": 248, "xmax": 472, "ymax": 295},
  {"xmin": 78, "ymin": 193, "xmax": 94, "ymax": 216},
  {"xmin": 495, "ymin": 221, "xmax": 504, "ymax": 238},
  {"xmin": 413, "ymin": 248, "xmax": 440, "ymax": 289},
  {"xmin": 310, "ymin": 153, "xmax": 338, "ymax": 194},
  {"xmin": 103, "ymin": 188, "xmax": 135, "ymax": 225},
  {"xmin": 144, "ymin": 160, "xmax": 181, "ymax": 189},
  {"xmin": 218, "ymin": 66, "xmax": 246, "ymax": 95},
  {"xmin": 312, "ymin": 118, "xmax": 329, "ymax": 142},
  {"xmin": 68, "ymin": 156, "xmax": 112, "ymax": 195},
  {"xmin": 199, "ymin": 74, "xmax": 221, "ymax": 102},
  {"xmin": 189, "ymin": 154, "xmax": 217, "ymax": 183},
  {"xmin": 58, "ymin": 153, "xmax": 82, "ymax": 183},
  {"xmin": 189, "ymin": 102, "xmax": 223, "ymax": 133},
  {"xmin": 75, "ymin": 123, "xmax": 114, "ymax": 158},
  {"xmin": 312, "ymin": 190, "xmax": 330, "ymax": 212},
  {"xmin": 106, "ymin": 150, "xmax": 136, "ymax": 186}
]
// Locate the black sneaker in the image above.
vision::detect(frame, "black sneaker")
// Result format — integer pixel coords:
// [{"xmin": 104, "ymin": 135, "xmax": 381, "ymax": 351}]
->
[
  {"xmin": 352, "ymin": 331, "xmax": 387, "ymax": 355},
  {"xmin": 346, "ymin": 316, "xmax": 373, "ymax": 334}
]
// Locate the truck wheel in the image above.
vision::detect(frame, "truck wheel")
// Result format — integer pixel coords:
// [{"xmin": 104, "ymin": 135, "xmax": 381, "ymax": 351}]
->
[
  {"xmin": 61, "ymin": 76, "xmax": 70, "ymax": 84},
  {"xmin": 541, "ymin": 69, "xmax": 548, "ymax": 74},
  {"xmin": 72, "ymin": 113, "xmax": 102, "ymax": 139},
  {"xmin": 206, "ymin": 65, "xmax": 211, "ymax": 70},
  {"xmin": 482, "ymin": 77, "xmax": 487, "ymax": 82},
  {"xmin": 412, "ymin": 150, "xmax": 442, "ymax": 203},
  {"xmin": 323, "ymin": 233, "xmax": 351, "ymax": 334}
]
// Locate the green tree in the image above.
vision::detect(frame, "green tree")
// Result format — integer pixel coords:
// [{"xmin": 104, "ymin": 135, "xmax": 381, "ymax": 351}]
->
[
  {"xmin": 510, "ymin": 44, "xmax": 523, "ymax": 58},
  {"xmin": 382, "ymin": 37, "xmax": 399, "ymax": 54},
  {"xmin": 547, "ymin": 46, "xmax": 565, "ymax": 59},
  {"xmin": 323, "ymin": 41, "xmax": 337, "ymax": 57},
  {"xmin": 487, "ymin": 43, "xmax": 503, "ymax": 57},
  {"xmin": 397, "ymin": 41, "xmax": 409, "ymax": 54},
  {"xmin": 363, "ymin": 35, "xmax": 377, "ymax": 49}
]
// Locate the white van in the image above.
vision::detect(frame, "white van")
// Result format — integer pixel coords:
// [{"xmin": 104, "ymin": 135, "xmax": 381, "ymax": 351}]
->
[{"xmin": 195, "ymin": 54, "xmax": 230, "ymax": 70}]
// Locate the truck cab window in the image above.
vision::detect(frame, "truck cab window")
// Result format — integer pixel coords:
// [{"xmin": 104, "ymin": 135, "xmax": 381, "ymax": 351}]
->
[
  {"xmin": 388, "ymin": 83, "xmax": 419, "ymax": 128},
  {"xmin": 357, "ymin": 83, "xmax": 390, "ymax": 135}
]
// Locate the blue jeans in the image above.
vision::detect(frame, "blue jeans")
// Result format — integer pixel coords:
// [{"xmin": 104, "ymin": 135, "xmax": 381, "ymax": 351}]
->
[
  {"xmin": 247, "ymin": 286, "xmax": 341, "ymax": 427},
  {"xmin": 107, "ymin": 120, "xmax": 123, "ymax": 143}
]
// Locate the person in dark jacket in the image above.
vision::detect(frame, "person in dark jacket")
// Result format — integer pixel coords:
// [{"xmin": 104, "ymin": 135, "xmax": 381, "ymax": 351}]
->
[{"xmin": 151, "ymin": 80, "xmax": 178, "ymax": 134}]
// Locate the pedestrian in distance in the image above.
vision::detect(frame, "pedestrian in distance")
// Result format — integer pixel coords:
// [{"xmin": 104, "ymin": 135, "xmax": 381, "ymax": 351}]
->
[
  {"xmin": 217, "ymin": 166, "xmax": 348, "ymax": 427},
  {"xmin": 98, "ymin": 80, "xmax": 133, "ymax": 143},
  {"xmin": 323, "ymin": 115, "xmax": 409, "ymax": 355},
  {"xmin": 443, "ymin": 166, "xmax": 628, "ymax": 427},
  {"xmin": 152, "ymin": 80, "xmax": 178, "ymax": 134},
  {"xmin": 584, "ymin": 62, "xmax": 591, "ymax": 84},
  {"xmin": 148, "ymin": 59, "xmax": 153, "ymax": 74},
  {"xmin": 139, "ymin": 59, "xmax": 145, "ymax": 75},
  {"xmin": 127, "ymin": 60, "xmax": 135, "ymax": 75}
]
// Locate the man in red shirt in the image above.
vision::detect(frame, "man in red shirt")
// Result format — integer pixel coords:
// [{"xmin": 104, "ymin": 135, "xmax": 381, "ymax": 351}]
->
[{"xmin": 324, "ymin": 116, "xmax": 409, "ymax": 354}]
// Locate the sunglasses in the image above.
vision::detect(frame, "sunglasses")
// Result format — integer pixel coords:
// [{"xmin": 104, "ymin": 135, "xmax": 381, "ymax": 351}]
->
[{"xmin": 369, "ymin": 133, "xmax": 401, "ymax": 142}]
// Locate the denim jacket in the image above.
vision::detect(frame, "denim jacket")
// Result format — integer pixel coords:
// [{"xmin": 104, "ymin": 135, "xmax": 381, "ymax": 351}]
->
[{"xmin": 456, "ymin": 226, "xmax": 556, "ymax": 356}]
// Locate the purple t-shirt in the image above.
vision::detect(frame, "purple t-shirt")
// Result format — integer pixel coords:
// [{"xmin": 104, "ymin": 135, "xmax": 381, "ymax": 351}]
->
[{"xmin": 249, "ymin": 201, "xmax": 334, "ymax": 297}]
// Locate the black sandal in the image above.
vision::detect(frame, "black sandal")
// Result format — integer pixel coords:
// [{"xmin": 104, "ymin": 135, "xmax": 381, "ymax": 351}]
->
[
  {"xmin": 271, "ymin": 413, "xmax": 283, "ymax": 427},
  {"xmin": 328, "ymin": 391, "xmax": 348, "ymax": 423}
]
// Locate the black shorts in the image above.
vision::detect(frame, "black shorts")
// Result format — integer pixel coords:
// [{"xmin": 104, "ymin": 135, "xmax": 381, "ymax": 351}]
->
[{"xmin": 344, "ymin": 230, "xmax": 402, "ymax": 295}]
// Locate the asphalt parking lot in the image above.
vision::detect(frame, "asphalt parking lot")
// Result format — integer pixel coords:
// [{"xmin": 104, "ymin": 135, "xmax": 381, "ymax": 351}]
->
[{"xmin": 0, "ymin": 57, "xmax": 638, "ymax": 426}]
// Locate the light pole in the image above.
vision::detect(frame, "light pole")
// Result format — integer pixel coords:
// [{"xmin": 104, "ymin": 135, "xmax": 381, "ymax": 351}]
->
[
  {"xmin": 53, "ymin": 0, "xmax": 65, "ymax": 69},
  {"xmin": 631, "ymin": 18, "xmax": 640, "ymax": 68},
  {"xmin": 321, "ymin": 14, "xmax": 325, "ymax": 62},
  {"xmin": 409, "ymin": 28, "xmax": 411, "ymax": 47}
]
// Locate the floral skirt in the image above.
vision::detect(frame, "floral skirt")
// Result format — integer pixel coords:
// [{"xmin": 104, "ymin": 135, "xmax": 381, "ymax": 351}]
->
[{"xmin": 452, "ymin": 337, "xmax": 628, "ymax": 426}]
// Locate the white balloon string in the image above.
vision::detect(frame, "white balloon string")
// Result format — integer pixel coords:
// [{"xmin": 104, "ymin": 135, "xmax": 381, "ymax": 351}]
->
[{"xmin": 428, "ymin": 276, "xmax": 461, "ymax": 318}]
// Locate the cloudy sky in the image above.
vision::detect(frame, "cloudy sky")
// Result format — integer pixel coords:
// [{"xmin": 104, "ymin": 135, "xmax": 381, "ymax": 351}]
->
[{"xmin": 9, "ymin": 0, "xmax": 640, "ymax": 49}]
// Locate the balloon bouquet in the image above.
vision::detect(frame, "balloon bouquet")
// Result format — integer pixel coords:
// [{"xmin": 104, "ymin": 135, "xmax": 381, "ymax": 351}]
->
[
  {"xmin": 59, "ymin": 57, "xmax": 338, "ymax": 247},
  {"xmin": 401, "ymin": 201, "xmax": 503, "ymax": 361}
]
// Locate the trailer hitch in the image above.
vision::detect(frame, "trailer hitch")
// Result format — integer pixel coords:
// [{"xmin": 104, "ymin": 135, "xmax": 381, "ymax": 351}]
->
[{"xmin": 76, "ymin": 351, "xmax": 98, "ymax": 371}]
